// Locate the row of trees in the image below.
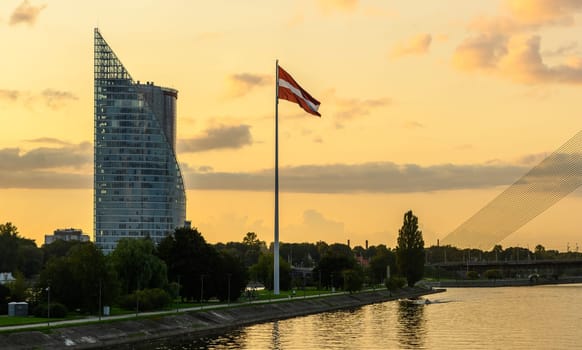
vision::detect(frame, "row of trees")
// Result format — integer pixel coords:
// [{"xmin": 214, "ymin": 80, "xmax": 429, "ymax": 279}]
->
[
  {"xmin": 0, "ymin": 210, "xmax": 428, "ymax": 315},
  {"xmin": 424, "ymin": 243, "xmax": 582, "ymax": 265},
  {"xmin": 0, "ymin": 224, "xmax": 248, "ymax": 315}
]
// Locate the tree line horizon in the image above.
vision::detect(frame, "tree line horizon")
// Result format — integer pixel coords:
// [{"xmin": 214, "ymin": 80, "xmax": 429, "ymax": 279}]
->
[{"xmin": 1, "ymin": 210, "xmax": 579, "ymax": 317}]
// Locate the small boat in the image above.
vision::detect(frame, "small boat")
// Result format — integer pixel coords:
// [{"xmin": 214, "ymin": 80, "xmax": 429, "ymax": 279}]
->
[{"xmin": 401, "ymin": 298, "xmax": 430, "ymax": 305}]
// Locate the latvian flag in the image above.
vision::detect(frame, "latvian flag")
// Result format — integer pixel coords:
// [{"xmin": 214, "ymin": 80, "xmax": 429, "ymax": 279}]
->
[{"xmin": 277, "ymin": 65, "xmax": 321, "ymax": 117}]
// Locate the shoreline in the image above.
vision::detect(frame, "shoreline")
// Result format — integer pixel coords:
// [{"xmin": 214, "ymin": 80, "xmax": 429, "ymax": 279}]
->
[
  {"xmin": 425, "ymin": 276, "xmax": 582, "ymax": 288},
  {"xmin": 0, "ymin": 288, "xmax": 443, "ymax": 349}
]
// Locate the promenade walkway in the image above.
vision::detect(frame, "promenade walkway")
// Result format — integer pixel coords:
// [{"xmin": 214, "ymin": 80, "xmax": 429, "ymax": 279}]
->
[{"xmin": 0, "ymin": 289, "xmax": 351, "ymax": 332}]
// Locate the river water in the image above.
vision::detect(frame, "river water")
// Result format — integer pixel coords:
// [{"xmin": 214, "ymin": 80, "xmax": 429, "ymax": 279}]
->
[{"xmin": 150, "ymin": 284, "xmax": 582, "ymax": 349}]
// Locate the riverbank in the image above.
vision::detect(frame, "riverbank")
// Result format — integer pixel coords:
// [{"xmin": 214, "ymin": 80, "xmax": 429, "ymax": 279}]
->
[
  {"xmin": 425, "ymin": 276, "xmax": 582, "ymax": 288},
  {"xmin": 0, "ymin": 287, "xmax": 443, "ymax": 349}
]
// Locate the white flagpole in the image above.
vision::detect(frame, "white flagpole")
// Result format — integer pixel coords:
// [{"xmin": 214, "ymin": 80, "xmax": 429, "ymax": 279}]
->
[{"xmin": 274, "ymin": 59, "xmax": 280, "ymax": 295}]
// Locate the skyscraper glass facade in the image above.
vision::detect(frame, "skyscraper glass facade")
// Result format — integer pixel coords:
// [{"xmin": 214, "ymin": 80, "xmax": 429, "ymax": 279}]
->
[{"xmin": 94, "ymin": 28, "xmax": 186, "ymax": 254}]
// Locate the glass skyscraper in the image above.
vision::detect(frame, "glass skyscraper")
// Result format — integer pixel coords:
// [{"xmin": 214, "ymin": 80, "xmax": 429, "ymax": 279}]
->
[{"xmin": 94, "ymin": 28, "xmax": 186, "ymax": 253}]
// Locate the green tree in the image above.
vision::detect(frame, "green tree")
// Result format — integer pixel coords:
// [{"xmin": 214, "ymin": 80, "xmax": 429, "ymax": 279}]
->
[
  {"xmin": 249, "ymin": 253, "xmax": 291, "ymax": 291},
  {"xmin": 215, "ymin": 250, "xmax": 248, "ymax": 301},
  {"xmin": 242, "ymin": 232, "xmax": 266, "ymax": 267},
  {"xmin": 157, "ymin": 227, "xmax": 227, "ymax": 301},
  {"xmin": 314, "ymin": 252, "xmax": 356, "ymax": 290},
  {"xmin": 39, "ymin": 242, "xmax": 118, "ymax": 313},
  {"xmin": 110, "ymin": 238, "xmax": 168, "ymax": 295},
  {"xmin": 368, "ymin": 245, "xmax": 396, "ymax": 285},
  {"xmin": 41, "ymin": 239, "xmax": 82, "ymax": 264},
  {"xmin": 395, "ymin": 210, "xmax": 425, "ymax": 287},
  {"xmin": 534, "ymin": 244, "xmax": 546, "ymax": 259},
  {"xmin": 7, "ymin": 271, "xmax": 28, "ymax": 301},
  {"xmin": 0, "ymin": 222, "xmax": 42, "ymax": 277},
  {"xmin": 343, "ymin": 268, "xmax": 364, "ymax": 293},
  {"xmin": 0, "ymin": 283, "xmax": 9, "ymax": 314}
]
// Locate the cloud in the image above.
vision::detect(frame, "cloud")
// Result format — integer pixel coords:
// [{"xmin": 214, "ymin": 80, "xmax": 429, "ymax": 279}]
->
[
  {"xmin": 0, "ymin": 88, "xmax": 78, "ymax": 109},
  {"xmin": 184, "ymin": 161, "xmax": 528, "ymax": 193},
  {"xmin": 542, "ymin": 42, "xmax": 580, "ymax": 57},
  {"xmin": 468, "ymin": 0, "xmax": 582, "ymax": 35},
  {"xmin": 0, "ymin": 172, "xmax": 90, "ymax": 189},
  {"xmin": 226, "ymin": 73, "xmax": 271, "ymax": 98},
  {"xmin": 25, "ymin": 137, "xmax": 71, "ymax": 146},
  {"xmin": 283, "ymin": 210, "xmax": 346, "ymax": 242},
  {"xmin": 0, "ymin": 142, "xmax": 92, "ymax": 189},
  {"xmin": 499, "ymin": 35, "xmax": 582, "ymax": 84},
  {"xmin": 403, "ymin": 121, "xmax": 424, "ymax": 129},
  {"xmin": 0, "ymin": 89, "xmax": 20, "ymax": 101},
  {"xmin": 453, "ymin": 34, "xmax": 582, "ymax": 84},
  {"xmin": 316, "ymin": 0, "xmax": 358, "ymax": 14},
  {"xmin": 504, "ymin": 0, "xmax": 582, "ymax": 27},
  {"xmin": 41, "ymin": 89, "xmax": 78, "ymax": 109},
  {"xmin": 454, "ymin": 0, "xmax": 582, "ymax": 85},
  {"xmin": 323, "ymin": 89, "xmax": 391, "ymax": 128},
  {"xmin": 453, "ymin": 34, "xmax": 508, "ymax": 71},
  {"xmin": 0, "ymin": 142, "xmax": 91, "ymax": 171},
  {"xmin": 178, "ymin": 124, "xmax": 253, "ymax": 153},
  {"xmin": 9, "ymin": 0, "xmax": 46, "ymax": 26},
  {"xmin": 390, "ymin": 33, "xmax": 432, "ymax": 58}
]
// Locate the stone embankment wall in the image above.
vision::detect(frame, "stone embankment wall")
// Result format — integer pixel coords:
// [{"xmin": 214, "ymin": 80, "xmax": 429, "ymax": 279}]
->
[
  {"xmin": 0, "ymin": 288, "xmax": 443, "ymax": 350},
  {"xmin": 428, "ymin": 276, "xmax": 582, "ymax": 288}
]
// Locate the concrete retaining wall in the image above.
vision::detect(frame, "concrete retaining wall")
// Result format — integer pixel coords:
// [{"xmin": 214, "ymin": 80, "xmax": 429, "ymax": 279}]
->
[{"xmin": 0, "ymin": 288, "xmax": 443, "ymax": 349}]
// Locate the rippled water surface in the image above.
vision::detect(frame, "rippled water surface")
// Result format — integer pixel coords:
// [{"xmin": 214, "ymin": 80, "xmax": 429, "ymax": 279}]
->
[{"xmin": 147, "ymin": 284, "xmax": 582, "ymax": 349}]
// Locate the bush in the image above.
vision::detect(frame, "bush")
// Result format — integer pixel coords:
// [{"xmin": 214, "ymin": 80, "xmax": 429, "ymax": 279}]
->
[
  {"xmin": 484, "ymin": 269, "xmax": 503, "ymax": 280},
  {"xmin": 33, "ymin": 302, "xmax": 68, "ymax": 318},
  {"xmin": 118, "ymin": 288, "xmax": 171, "ymax": 311},
  {"xmin": 385, "ymin": 276, "xmax": 406, "ymax": 291},
  {"xmin": 343, "ymin": 269, "xmax": 364, "ymax": 293},
  {"xmin": 466, "ymin": 271, "xmax": 479, "ymax": 279}
]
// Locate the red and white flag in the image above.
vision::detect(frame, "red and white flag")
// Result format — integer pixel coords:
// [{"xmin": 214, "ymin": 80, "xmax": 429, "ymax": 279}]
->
[{"xmin": 277, "ymin": 65, "xmax": 321, "ymax": 117}]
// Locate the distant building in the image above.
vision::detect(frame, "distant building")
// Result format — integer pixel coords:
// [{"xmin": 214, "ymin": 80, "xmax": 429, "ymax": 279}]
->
[
  {"xmin": 44, "ymin": 228, "xmax": 90, "ymax": 245},
  {"xmin": 355, "ymin": 255, "xmax": 370, "ymax": 267}
]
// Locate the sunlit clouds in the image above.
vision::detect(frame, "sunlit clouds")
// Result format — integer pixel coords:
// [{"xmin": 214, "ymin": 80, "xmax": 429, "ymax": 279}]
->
[
  {"xmin": 321, "ymin": 89, "xmax": 392, "ymax": 129},
  {"xmin": 184, "ymin": 161, "xmax": 527, "ymax": 194},
  {"xmin": 41, "ymin": 89, "xmax": 79, "ymax": 110},
  {"xmin": 453, "ymin": 0, "xmax": 582, "ymax": 84},
  {"xmin": 225, "ymin": 73, "xmax": 271, "ymax": 98},
  {"xmin": 0, "ymin": 142, "xmax": 91, "ymax": 171},
  {"xmin": 390, "ymin": 33, "xmax": 432, "ymax": 58},
  {"xmin": 0, "ymin": 141, "xmax": 91, "ymax": 189},
  {"xmin": 9, "ymin": 0, "xmax": 46, "ymax": 26},
  {"xmin": 179, "ymin": 125, "xmax": 253, "ymax": 153},
  {"xmin": 0, "ymin": 88, "xmax": 78, "ymax": 109},
  {"xmin": 0, "ymin": 89, "xmax": 20, "ymax": 101}
]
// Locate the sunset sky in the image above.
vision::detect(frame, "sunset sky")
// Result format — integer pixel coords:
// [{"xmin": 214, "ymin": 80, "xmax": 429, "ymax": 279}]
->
[{"xmin": 1, "ymin": 0, "xmax": 582, "ymax": 251}]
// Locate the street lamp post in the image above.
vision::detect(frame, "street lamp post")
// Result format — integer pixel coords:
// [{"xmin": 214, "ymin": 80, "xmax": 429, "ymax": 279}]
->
[
  {"xmin": 98, "ymin": 279, "xmax": 102, "ymax": 321},
  {"xmin": 47, "ymin": 282, "xmax": 51, "ymax": 327},
  {"xmin": 227, "ymin": 273, "xmax": 232, "ymax": 305},
  {"xmin": 200, "ymin": 275, "xmax": 205, "ymax": 310},
  {"xmin": 330, "ymin": 272, "xmax": 334, "ymax": 293},
  {"xmin": 136, "ymin": 279, "xmax": 140, "ymax": 317},
  {"xmin": 177, "ymin": 275, "xmax": 181, "ymax": 313}
]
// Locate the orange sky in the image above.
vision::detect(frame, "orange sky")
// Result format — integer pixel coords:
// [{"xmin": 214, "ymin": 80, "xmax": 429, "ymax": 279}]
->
[{"xmin": 1, "ymin": 0, "xmax": 582, "ymax": 251}]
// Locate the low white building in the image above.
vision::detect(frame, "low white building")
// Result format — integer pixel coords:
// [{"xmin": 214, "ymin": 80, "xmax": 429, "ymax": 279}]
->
[{"xmin": 0, "ymin": 272, "xmax": 15, "ymax": 285}]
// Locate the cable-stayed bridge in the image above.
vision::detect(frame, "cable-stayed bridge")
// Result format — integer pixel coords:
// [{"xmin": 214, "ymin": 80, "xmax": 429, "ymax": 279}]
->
[{"xmin": 442, "ymin": 130, "xmax": 582, "ymax": 250}]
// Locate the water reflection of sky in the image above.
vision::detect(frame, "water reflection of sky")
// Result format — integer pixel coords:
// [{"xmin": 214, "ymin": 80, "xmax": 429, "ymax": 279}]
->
[{"xmin": 144, "ymin": 285, "xmax": 582, "ymax": 349}]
